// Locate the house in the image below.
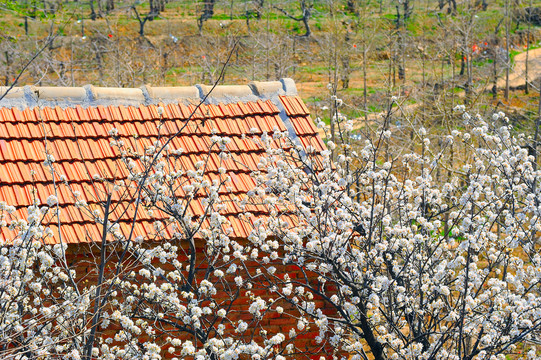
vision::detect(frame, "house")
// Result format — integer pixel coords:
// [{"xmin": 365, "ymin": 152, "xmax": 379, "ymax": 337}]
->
[
  {"xmin": 0, "ymin": 79, "xmax": 326, "ymax": 243},
  {"xmin": 0, "ymin": 79, "xmax": 333, "ymax": 358}
]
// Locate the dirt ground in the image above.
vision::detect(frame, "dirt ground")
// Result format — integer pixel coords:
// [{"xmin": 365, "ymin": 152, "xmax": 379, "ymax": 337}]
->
[{"xmin": 497, "ymin": 48, "xmax": 541, "ymax": 89}]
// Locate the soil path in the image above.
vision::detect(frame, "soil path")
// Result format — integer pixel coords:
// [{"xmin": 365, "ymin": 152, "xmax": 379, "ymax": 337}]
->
[{"xmin": 497, "ymin": 47, "xmax": 541, "ymax": 89}]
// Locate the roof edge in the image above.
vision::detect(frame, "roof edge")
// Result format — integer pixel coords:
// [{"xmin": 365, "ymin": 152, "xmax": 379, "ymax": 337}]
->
[{"xmin": 0, "ymin": 78, "xmax": 298, "ymax": 109}]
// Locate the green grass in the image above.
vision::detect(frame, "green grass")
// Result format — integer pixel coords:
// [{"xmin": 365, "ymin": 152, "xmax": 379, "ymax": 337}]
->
[
  {"xmin": 165, "ymin": 67, "xmax": 190, "ymax": 75},
  {"xmin": 297, "ymin": 65, "xmax": 329, "ymax": 75},
  {"xmin": 368, "ymin": 104, "xmax": 382, "ymax": 113},
  {"xmin": 472, "ymin": 58, "xmax": 493, "ymax": 67}
]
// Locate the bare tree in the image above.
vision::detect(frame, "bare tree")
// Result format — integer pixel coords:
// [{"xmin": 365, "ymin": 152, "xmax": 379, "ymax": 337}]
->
[
  {"xmin": 273, "ymin": 0, "xmax": 313, "ymax": 37},
  {"xmin": 197, "ymin": 0, "xmax": 216, "ymax": 34},
  {"xmin": 504, "ymin": 0, "xmax": 510, "ymax": 101},
  {"xmin": 132, "ymin": 2, "xmax": 160, "ymax": 37}
]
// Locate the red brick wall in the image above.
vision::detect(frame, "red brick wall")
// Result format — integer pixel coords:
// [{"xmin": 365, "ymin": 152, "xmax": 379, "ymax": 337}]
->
[{"xmin": 66, "ymin": 239, "xmax": 337, "ymax": 359}]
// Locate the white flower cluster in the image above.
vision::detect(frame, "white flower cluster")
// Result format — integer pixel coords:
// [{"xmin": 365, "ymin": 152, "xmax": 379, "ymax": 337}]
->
[
  {"xmin": 245, "ymin": 109, "xmax": 541, "ymax": 360},
  {"xmin": 2, "ymin": 107, "xmax": 541, "ymax": 360}
]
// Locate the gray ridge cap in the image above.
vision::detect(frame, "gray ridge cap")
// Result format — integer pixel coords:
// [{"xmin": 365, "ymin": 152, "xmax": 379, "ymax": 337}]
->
[
  {"xmin": 83, "ymin": 85, "xmax": 95, "ymax": 102},
  {"xmin": 0, "ymin": 78, "xmax": 298, "ymax": 109},
  {"xmin": 23, "ymin": 86, "xmax": 38, "ymax": 108},
  {"xmin": 279, "ymin": 78, "xmax": 298, "ymax": 96}
]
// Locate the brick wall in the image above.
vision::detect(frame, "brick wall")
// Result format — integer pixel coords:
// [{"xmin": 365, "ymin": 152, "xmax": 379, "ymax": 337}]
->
[{"xmin": 66, "ymin": 238, "xmax": 338, "ymax": 359}]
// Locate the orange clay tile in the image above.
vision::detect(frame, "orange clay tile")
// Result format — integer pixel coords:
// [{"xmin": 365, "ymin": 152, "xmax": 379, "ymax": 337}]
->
[
  {"xmin": 226, "ymin": 118, "xmax": 243, "ymax": 135},
  {"xmin": 176, "ymin": 103, "xmax": 190, "ymax": 119},
  {"xmin": 75, "ymin": 105, "xmax": 91, "ymax": 121},
  {"xmin": 166, "ymin": 104, "xmax": 180, "ymax": 119},
  {"xmin": 11, "ymin": 107, "xmax": 23, "ymax": 122},
  {"xmin": 0, "ymin": 141, "xmax": 10, "ymax": 161},
  {"xmin": 58, "ymin": 122, "xmax": 75, "ymax": 138},
  {"xmin": 278, "ymin": 95, "xmax": 293, "ymax": 115},
  {"xmin": 218, "ymin": 103, "xmax": 233, "ymax": 118},
  {"xmin": 285, "ymin": 96, "xmax": 301, "ymax": 115},
  {"xmin": 95, "ymin": 105, "xmax": 108, "ymax": 121},
  {"xmin": 117, "ymin": 105, "xmax": 130, "ymax": 121},
  {"xmin": 86, "ymin": 106, "xmax": 100, "ymax": 121},
  {"xmin": 294, "ymin": 96, "xmax": 310, "ymax": 115},
  {"xmin": 289, "ymin": 116, "xmax": 306, "ymax": 135},
  {"xmin": 290, "ymin": 96, "xmax": 307, "ymax": 115},
  {"xmin": 162, "ymin": 119, "xmax": 177, "ymax": 135},
  {"xmin": 212, "ymin": 118, "xmax": 229, "ymax": 134},
  {"xmin": 4, "ymin": 122, "xmax": 18, "ymax": 138},
  {"xmin": 194, "ymin": 136, "xmax": 208, "ymax": 152},
  {"xmin": 237, "ymin": 102, "xmax": 250, "ymax": 115},
  {"xmin": 0, "ymin": 108, "xmax": 14, "ymax": 122},
  {"xmin": 207, "ymin": 104, "xmax": 224, "ymax": 118},
  {"xmin": 256, "ymin": 100, "xmax": 270, "ymax": 114},
  {"xmin": 54, "ymin": 106, "xmax": 67, "ymax": 121},
  {"xmin": 22, "ymin": 108, "xmax": 37, "ymax": 122},
  {"xmin": 16, "ymin": 123, "xmax": 32, "ymax": 139},
  {"xmin": 186, "ymin": 104, "xmax": 202, "ymax": 120},
  {"xmin": 295, "ymin": 116, "xmax": 317, "ymax": 135},
  {"xmin": 226, "ymin": 103, "xmax": 241, "ymax": 118},
  {"xmin": 108, "ymin": 105, "xmax": 123, "ymax": 122},
  {"xmin": 147, "ymin": 105, "xmax": 160, "ymax": 120},
  {"xmin": 6, "ymin": 163, "xmax": 22, "ymax": 183},
  {"xmin": 246, "ymin": 102, "xmax": 260, "ymax": 115},
  {"xmin": 0, "ymin": 94, "xmax": 324, "ymax": 244}
]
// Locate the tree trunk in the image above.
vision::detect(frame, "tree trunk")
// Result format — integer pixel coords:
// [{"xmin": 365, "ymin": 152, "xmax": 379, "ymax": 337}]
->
[
  {"xmin": 89, "ymin": 0, "xmax": 97, "ymax": 20},
  {"xmin": 97, "ymin": 0, "xmax": 103, "ymax": 16},
  {"xmin": 347, "ymin": 0, "xmax": 357, "ymax": 15},
  {"xmin": 341, "ymin": 55, "xmax": 350, "ymax": 89},
  {"xmin": 300, "ymin": 1, "xmax": 311, "ymax": 37},
  {"xmin": 400, "ymin": 1, "xmax": 409, "ymax": 83},
  {"xmin": 363, "ymin": 42, "xmax": 368, "ymax": 125},
  {"xmin": 139, "ymin": 19, "xmax": 147, "ymax": 36},
  {"xmin": 449, "ymin": 0, "xmax": 457, "ymax": 14},
  {"xmin": 198, "ymin": 0, "xmax": 216, "ymax": 33},
  {"xmin": 492, "ymin": 43, "xmax": 498, "ymax": 99},
  {"xmin": 525, "ymin": 0, "xmax": 532, "ymax": 94},
  {"xmin": 504, "ymin": 0, "xmax": 510, "ymax": 101},
  {"xmin": 4, "ymin": 51, "xmax": 10, "ymax": 86},
  {"xmin": 132, "ymin": 6, "xmax": 151, "ymax": 37},
  {"xmin": 481, "ymin": 0, "xmax": 488, "ymax": 10},
  {"xmin": 396, "ymin": 5, "xmax": 405, "ymax": 82},
  {"xmin": 492, "ymin": 19, "xmax": 503, "ymax": 99},
  {"xmin": 106, "ymin": 0, "xmax": 114, "ymax": 12},
  {"xmin": 460, "ymin": 47, "xmax": 465, "ymax": 76},
  {"xmin": 70, "ymin": 39, "xmax": 74, "ymax": 86},
  {"xmin": 301, "ymin": 15, "xmax": 311, "ymax": 37},
  {"xmin": 403, "ymin": 0, "xmax": 411, "ymax": 22}
]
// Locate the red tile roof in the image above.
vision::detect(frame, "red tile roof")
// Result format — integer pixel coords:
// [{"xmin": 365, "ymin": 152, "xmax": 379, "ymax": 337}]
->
[{"xmin": 0, "ymin": 79, "xmax": 324, "ymax": 245}]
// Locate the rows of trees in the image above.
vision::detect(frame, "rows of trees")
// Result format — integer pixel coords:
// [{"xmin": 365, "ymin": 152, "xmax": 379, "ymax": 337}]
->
[{"xmin": 1, "ymin": 0, "xmax": 540, "ymax": 123}]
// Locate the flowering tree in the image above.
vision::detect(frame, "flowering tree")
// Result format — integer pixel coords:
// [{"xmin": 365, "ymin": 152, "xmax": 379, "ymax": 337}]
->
[
  {"xmin": 1, "ymin": 101, "xmax": 541, "ymax": 360},
  {"xmin": 245, "ymin": 105, "xmax": 541, "ymax": 360}
]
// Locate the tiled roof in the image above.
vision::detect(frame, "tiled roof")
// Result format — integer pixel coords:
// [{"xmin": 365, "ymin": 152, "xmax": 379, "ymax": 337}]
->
[{"xmin": 0, "ymin": 79, "xmax": 325, "ymax": 245}]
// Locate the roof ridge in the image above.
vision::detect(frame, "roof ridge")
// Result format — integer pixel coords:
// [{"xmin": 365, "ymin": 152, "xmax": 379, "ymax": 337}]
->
[{"xmin": 0, "ymin": 79, "xmax": 298, "ymax": 109}]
